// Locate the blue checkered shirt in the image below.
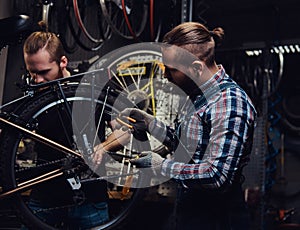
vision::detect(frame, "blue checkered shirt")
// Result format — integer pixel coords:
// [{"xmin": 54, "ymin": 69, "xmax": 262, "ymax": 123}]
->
[{"xmin": 160, "ymin": 65, "xmax": 257, "ymax": 189}]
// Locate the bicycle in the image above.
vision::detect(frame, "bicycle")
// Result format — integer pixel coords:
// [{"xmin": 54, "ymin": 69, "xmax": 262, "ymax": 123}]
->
[
  {"xmin": 0, "ymin": 70, "xmax": 142, "ymax": 229},
  {"xmin": 0, "ymin": 29, "xmax": 178, "ymax": 228}
]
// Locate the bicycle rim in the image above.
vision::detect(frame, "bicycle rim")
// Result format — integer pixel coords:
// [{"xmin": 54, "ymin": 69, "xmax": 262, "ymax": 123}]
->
[{"xmin": 99, "ymin": 0, "xmax": 148, "ymax": 40}]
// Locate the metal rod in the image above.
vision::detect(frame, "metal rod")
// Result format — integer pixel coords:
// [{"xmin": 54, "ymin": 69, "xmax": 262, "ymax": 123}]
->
[
  {"xmin": 0, "ymin": 170, "xmax": 63, "ymax": 199},
  {"xmin": 18, "ymin": 168, "xmax": 62, "ymax": 187},
  {"xmin": 0, "ymin": 117, "xmax": 82, "ymax": 158}
]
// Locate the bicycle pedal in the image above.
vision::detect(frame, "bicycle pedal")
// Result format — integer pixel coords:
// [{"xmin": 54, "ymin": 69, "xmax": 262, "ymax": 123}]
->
[{"xmin": 67, "ymin": 177, "xmax": 81, "ymax": 190}]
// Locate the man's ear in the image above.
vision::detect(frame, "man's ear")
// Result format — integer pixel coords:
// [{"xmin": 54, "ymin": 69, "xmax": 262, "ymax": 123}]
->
[
  {"xmin": 60, "ymin": 56, "xmax": 68, "ymax": 68},
  {"xmin": 192, "ymin": 60, "xmax": 203, "ymax": 76},
  {"xmin": 192, "ymin": 60, "xmax": 203, "ymax": 71}
]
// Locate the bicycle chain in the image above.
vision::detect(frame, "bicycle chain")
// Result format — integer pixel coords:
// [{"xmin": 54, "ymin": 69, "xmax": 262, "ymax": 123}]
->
[
  {"xmin": 15, "ymin": 158, "xmax": 66, "ymax": 173},
  {"xmin": 32, "ymin": 203, "xmax": 80, "ymax": 214}
]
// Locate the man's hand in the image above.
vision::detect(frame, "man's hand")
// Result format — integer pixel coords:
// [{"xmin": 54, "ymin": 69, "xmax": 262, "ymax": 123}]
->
[
  {"xmin": 93, "ymin": 128, "xmax": 131, "ymax": 165},
  {"xmin": 118, "ymin": 108, "xmax": 168, "ymax": 144},
  {"xmin": 119, "ymin": 108, "xmax": 155, "ymax": 133},
  {"xmin": 130, "ymin": 151, "xmax": 165, "ymax": 169}
]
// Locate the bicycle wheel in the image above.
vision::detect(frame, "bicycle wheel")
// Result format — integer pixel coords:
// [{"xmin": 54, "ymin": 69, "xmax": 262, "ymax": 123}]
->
[
  {"xmin": 0, "ymin": 83, "xmax": 143, "ymax": 229},
  {"xmin": 73, "ymin": 0, "xmax": 111, "ymax": 43},
  {"xmin": 91, "ymin": 42, "xmax": 180, "ymax": 128},
  {"xmin": 99, "ymin": 0, "xmax": 148, "ymax": 40},
  {"xmin": 83, "ymin": 43, "xmax": 188, "ymax": 190},
  {"xmin": 67, "ymin": 0, "xmax": 111, "ymax": 51}
]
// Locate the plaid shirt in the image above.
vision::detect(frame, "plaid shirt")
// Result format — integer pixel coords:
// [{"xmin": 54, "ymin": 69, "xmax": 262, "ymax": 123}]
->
[{"xmin": 161, "ymin": 65, "xmax": 257, "ymax": 189}]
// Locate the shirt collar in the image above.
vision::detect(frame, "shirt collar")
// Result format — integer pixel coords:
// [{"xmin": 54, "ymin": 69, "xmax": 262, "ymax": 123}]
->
[{"xmin": 199, "ymin": 65, "xmax": 226, "ymax": 93}]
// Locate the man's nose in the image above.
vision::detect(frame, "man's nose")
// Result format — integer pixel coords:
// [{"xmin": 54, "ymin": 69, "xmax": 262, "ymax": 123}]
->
[{"xmin": 33, "ymin": 74, "xmax": 45, "ymax": 84}]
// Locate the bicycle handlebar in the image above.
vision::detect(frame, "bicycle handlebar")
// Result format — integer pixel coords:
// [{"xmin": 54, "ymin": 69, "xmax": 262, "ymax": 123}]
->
[{"xmin": 25, "ymin": 68, "xmax": 105, "ymax": 90}]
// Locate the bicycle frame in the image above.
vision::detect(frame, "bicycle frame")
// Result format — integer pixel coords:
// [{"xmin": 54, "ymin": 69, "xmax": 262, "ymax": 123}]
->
[{"xmin": 0, "ymin": 68, "xmax": 137, "ymax": 200}]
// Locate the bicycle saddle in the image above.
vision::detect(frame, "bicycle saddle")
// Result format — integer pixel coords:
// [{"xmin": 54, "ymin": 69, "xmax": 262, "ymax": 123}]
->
[{"xmin": 0, "ymin": 15, "xmax": 33, "ymax": 49}]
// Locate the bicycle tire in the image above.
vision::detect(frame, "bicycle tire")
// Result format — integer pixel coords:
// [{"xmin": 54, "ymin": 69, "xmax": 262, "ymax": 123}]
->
[
  {"xmin": 68, "ymin": 2, "xmax": 105, "ymax": 51},
  {"xmin": 90, "ymin": 43, "xmax": 180, "ymax": 150},
  {"xmin": 56, "ymin": 0, "xmax": 79, "ymax": 54},
  {"xmin": 73, "ymin": 0, "xmax": 110, "ymax": 43},
  {"xmin": 149, "ymin": 0, "xmax": 163, "ymax": 42},
  {"xmin": 0, "ymin": 83, "xmax": 143, "ymax": 229},
  {"xmin": 99, "ymin": 0, "xmax": 148, "ymax": 40}
]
